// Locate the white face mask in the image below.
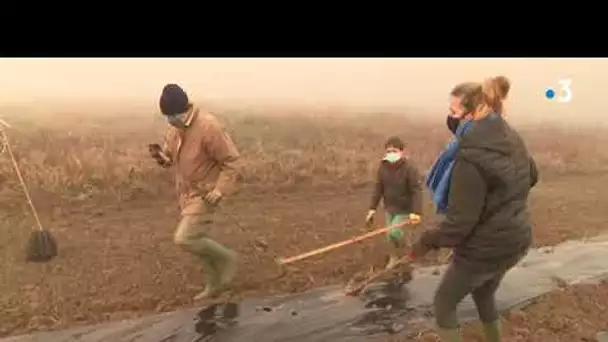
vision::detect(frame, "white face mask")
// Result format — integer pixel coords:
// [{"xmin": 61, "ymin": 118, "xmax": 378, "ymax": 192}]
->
[{"xmin": 383, "ymin": 151, "xmax": 402, "ymax": 163}]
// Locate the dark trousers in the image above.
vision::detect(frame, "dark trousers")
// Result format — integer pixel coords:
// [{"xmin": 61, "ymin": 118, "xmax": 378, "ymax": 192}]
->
[{"xmin": 433, "ymin": 261, "xmax": 507, "ymax": 329}]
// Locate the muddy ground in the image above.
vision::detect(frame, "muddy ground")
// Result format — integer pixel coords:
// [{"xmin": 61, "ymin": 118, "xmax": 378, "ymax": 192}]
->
[
  {"xmin": 1, "ymin": 110, "xmax": 608, "ymax": 341},
  {"xmin": 1, "ymin": 171, "xmax": 607, "ymax": 341}
]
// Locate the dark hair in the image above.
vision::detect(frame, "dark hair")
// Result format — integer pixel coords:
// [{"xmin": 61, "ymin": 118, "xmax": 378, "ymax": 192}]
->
[
  {"xmin": 385, "ymin": 136, "xmax": 405, "ymax": 150},
  {"xmin": 450, "ymin": 76, "xmax": 511, "ymax": 114}
]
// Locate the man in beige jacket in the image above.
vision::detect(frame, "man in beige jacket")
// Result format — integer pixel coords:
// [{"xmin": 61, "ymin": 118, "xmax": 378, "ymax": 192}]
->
[{"xmin": 150, "ymin": 84, "xmax": 240, "ymax": 301}]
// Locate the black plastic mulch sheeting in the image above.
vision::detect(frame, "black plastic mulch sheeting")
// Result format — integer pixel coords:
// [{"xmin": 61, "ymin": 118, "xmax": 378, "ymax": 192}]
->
[
  {"xmin": 3, "ymin": 280, "xmax": 432, "ymax": 342},
  {"xmin": 0, "ymin": 272, "xmax": 544, "ymax": 342},
  {"xmin": 5, "ymin": 237, "xmax": 608, "ymax": 342}
]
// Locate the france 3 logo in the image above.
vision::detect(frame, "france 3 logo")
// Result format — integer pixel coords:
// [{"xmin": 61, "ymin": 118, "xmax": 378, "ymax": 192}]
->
[{"xmin": 545, "ymin": 79, "xmax": 572, "ymax": 103}]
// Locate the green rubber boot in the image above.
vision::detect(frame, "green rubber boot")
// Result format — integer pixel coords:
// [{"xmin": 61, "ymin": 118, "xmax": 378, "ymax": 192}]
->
[
  {"xmin": 200, "ymin": 238, "xmax": 238, "ymax": 289},
  {"xmin": 482, "ymin": 320, "xmax": 502, "ymax": 342},
  {"xmin": 437, "ymin": 328, "xmax": 461, "ymax": 342},
  {"xmin": 193, "ymin": 258, "xmax": 221, "ymax": 301},
  {"xmin": 193, "ymin": 284, "xmax": 218, "ymax": 301},
  {"xmin": 217, "ymin": 250, "xmax": 238, "ymax": 287}
]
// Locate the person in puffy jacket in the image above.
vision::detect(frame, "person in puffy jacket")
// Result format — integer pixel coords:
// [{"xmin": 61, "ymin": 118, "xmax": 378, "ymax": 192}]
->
[{"xmin": 412, "ymin": 76, "xmax": 538, "ymax": 342}]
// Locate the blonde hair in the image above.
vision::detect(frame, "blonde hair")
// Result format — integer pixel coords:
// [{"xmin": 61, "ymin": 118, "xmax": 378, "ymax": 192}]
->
[
  {"xmin": 450, "ymin": 76, "xmax": 511, "ymax": 115},
  {"xmin": 482, "ymin": 76, "xmax": 510, "ymax": 114}
]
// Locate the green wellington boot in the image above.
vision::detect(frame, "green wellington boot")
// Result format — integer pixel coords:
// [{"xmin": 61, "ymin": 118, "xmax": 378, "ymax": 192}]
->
[
  {"xmin": 437, "ymin": 328, "xmax": 462, "ymax": 342},
  {"xmin": 218, "ymin": 251, "xmax": 238, "ymax": 286},
  {"xmin": 193, "ymin": 258, "xmax": 222, "ymax": 301},
  {"xmin": 199, "ymin": 238, "xmax": 238, "ymax": 293},
  {"xmin": 482, "ymin": 320, "xmax": 502, "ymax": 342}
]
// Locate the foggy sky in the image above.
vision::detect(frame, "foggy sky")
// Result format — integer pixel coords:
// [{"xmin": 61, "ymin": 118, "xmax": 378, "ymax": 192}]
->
[{"xmin": 0, "ymin": 58, "xmax": 604, "ymax": 122}]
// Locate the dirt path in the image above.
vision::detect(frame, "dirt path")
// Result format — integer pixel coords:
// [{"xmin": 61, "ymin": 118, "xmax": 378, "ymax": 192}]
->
[{"xmin": 1, "ymin": 173, "xmax": 607, "ymax": 338}]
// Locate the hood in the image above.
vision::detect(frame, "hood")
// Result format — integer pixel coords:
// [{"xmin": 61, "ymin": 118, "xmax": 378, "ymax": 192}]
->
[
  {"xmin": 457, "ymin": 114, "xmax": 529, "ymax": 183},
  {"xmin": 459, "ymin": 114, "xmax": 514, "ymax": 156}
]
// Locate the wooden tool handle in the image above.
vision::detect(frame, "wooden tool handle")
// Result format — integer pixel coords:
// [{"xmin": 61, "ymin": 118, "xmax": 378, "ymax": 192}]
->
[
  {"xmin": 0, "ymin": 118, "xmax": 11, "ymax": 128},
  {"xmin": 1, "ymin": 128, "xmax": 45, "ymax": 232},
  {"xmin": 344, "ymin": 254, "xmax": 413, "ymax": 296},
  {"xmin": 277, "ymin": 219, "xmax": 412, "ymax": 265}
]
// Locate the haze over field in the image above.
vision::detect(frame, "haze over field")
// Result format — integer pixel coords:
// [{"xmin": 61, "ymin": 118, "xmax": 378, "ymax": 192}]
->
[
  {"xmin": 0, "ymin": 58, "xmax": 604, "ymax": 124},
  {"xmin": 3, "ymin": 58, "xmax": 608, "ymax": 342}
]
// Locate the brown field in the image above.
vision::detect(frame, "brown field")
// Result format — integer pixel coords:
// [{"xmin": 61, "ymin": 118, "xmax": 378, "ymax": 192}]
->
[{"xmin": 1, "ymin": 107, "xmax": 608, "ymax": 341}]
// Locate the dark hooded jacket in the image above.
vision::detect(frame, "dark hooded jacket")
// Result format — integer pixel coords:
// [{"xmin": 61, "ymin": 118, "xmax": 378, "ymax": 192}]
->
[
  {"xmin": 370, "ymin": 158, "xmax": 423, "ymax": 216},
  {"xmin": 415, "ymin": 114, "xmax": 538, "ymax": 272}
]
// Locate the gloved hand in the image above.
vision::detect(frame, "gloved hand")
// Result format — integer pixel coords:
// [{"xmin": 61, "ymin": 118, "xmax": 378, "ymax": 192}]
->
[
  {"xmin": 409, "ymin": 213, "xmax": 422, "ymax": 224},
  {"xmin": 148, "ymin": 143, "xmax": 170, "ymax": 166},
  {"xmin": 365, "ymin": 210, "xmax": 376, "ymax": 225},
  {"xmin": 148, "ymin": 143, "xmax": 162, "ymax": 158},
  {"xmin": 204, "ymin": 189, "xmax": 223, "ymax": 206}
]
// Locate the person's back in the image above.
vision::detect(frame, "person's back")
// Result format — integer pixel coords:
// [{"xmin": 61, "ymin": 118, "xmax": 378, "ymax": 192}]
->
[
  {"xmin": 455, "ymin": 113, "xmax": 538, "ymax": 271},
  {"xmin": 412, "ymin": 76, "xmax": 539, "ymax": 342}
]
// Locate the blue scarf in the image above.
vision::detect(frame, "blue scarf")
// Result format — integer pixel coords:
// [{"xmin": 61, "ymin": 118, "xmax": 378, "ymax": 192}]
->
[{"xmin": 425, "ymin": 119, "xmax": 472, "ymax": 214}]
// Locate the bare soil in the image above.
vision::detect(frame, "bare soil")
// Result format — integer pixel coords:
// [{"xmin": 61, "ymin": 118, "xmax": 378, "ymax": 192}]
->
[
  {"xmin": 1, "ymin": 111, "xmax": 607, "ymax": 341},
  {"xmin": 1, "ymin": 173, "xmax": 606, "ymax": 340}
]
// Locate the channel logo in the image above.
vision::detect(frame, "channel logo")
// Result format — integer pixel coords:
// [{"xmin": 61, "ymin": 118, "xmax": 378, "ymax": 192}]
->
[{"xmin": 545, "ymin": 79, "xmax": 572, "ymax": 103}]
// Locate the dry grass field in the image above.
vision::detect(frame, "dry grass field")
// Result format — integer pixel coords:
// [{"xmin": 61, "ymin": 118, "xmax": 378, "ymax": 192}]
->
[{"xmin": 1, "ymin": 106, "xmax": 608, "ymax": 341}]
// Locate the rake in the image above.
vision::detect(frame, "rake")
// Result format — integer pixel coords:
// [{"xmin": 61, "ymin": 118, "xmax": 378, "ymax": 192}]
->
[
  {"xmin": 276, "ymin": 219, "xmax": 414, "ymax": 265},
  {"xmin": 0, "ymin": 118, "xmax": 58, "ymax": 262}
]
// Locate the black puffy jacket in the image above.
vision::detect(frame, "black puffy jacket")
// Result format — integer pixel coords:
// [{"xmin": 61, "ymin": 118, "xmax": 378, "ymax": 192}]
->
[{"xmin": 417, "ymin": 113, "xmax": 538, "ymax": 272}]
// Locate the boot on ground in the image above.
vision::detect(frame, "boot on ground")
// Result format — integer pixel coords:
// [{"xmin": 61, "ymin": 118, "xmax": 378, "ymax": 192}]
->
[
  {"xmin": 193, "ymin": 258, "xmax": 222, "ymax": 301},
  {"xmin": 437, "ymin": 328, "xmax": 461, "ymax": 342},
  {"xmin": 199, "ymin": 238, "xmax": 238, "ymax": 292},
  {"xmin": 193, "ymin": 284, "xmax": 221, "ymax": 301},
  {"xmin": 482, "ymin": 320, "xmax": 502, "ymax": 342}
]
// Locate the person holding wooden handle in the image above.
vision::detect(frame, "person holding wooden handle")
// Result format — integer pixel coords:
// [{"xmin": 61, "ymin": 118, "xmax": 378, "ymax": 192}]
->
[
  {"xmin": 367, "ymin": 136, "xmax": 423, "ymax": 270},
  {"xmin": 411, "ymin": 77, "xmax": 537, "ymax": 342}
]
